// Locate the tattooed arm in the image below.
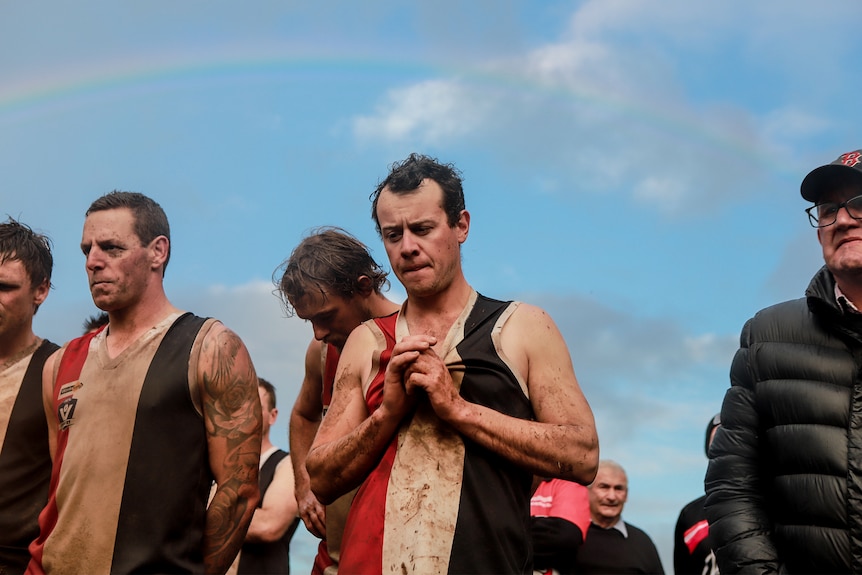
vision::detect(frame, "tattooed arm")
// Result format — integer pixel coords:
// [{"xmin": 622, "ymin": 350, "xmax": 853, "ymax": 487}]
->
[{"xmin": 198, "ymin": 322, "xmax": 262, "ymax": 574}]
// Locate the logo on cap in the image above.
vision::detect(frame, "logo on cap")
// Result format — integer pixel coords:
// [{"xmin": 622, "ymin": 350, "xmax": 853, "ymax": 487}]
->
[{"xmin": 839, "ymin": 151, "xmax": 861, "ymax": 168}]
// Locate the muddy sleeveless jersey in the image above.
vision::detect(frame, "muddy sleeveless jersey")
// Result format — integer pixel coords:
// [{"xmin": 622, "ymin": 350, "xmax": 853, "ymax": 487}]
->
[
  {"xmin": 28, "ymin": 312, "xmax": 214, "ymax": 575},
  {"xmin": 0, "ymin": 339, "xmax": 58, "ymax": 575},
  {"xmin": 339, "ymin": 292, "xmax": 534, "ymax": 575}
]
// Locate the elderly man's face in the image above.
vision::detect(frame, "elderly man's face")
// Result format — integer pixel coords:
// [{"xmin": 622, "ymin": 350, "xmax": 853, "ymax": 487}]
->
[
  {"xmin": 817, "ymin": 185, "xmax": 862, "ymax": 281},
  {"xmin": 588, "ymin": 465, "xmax": 628, "ymax": 528}
]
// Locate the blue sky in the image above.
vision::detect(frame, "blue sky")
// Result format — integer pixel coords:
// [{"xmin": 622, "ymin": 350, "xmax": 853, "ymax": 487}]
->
[{"xmin": 2, "ymin": 1, "xmax": 860, "ymax": 570}]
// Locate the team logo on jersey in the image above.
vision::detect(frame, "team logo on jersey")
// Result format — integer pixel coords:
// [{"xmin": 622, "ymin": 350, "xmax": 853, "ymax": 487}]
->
[
  {"xmin": 58, "ymin": 397, "xmax": 78, "ymax": 431},
  {"xmin": 57, "ymin": 380, "xmax": 83, "ymax": 430},
  {"xmin": 839, "ymin": 151, "xmax": 861, "ymax": 168}
]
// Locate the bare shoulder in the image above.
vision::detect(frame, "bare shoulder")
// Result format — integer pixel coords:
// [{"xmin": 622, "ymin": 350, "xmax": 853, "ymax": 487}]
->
[
  {"xmin": 196, "ymin": 321, "xmax": 257, "ymax": 409},
  {"xmin": 335, "ymin": 322, "xmax": 378, "ymax": 384},
  {"xmin": 508, "ymin": 302, "xmax": 559, "ymax": 331},
  {"xmin": 199, "ymin": 320, "xmax": 247, "ymax": 357},
  {"xmin": 43, "ymin": 346, "xmax": 62, "ymax": 378},
  {"xmin": 41, "ymin": 346, "xmax": 64, "ymax": 402},
  {"xmin": 501, "ymin": 302, "xmax": 567, "ymax": 362},
  {"xmin": 503, "ymin": 302, "xmax": 585, "ymax": 419},
  {"xmin": 275, "ymin": 453, "xmax": 295, "ymax": 476},
  {"xmin": 41, "ymin": 344, "xmax": 70, "ymax": 390}
]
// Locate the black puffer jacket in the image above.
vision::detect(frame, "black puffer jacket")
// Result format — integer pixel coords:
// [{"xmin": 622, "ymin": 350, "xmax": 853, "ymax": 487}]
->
[{"xmin": 705, "ymin": 266, "xmax": 862, "ymax": 574}]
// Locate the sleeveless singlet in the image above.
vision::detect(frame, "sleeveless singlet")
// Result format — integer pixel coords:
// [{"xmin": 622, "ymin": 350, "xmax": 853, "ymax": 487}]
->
[
  {"xmin": 339, "ymin": 291, "xmax": 534, "ymax": 575},
  {"xmin": 238, "ymin": 448, "xmax": 300, "ymax": 575},
  {"xmin": 28, "ymin": 312, "xmax": 214, "ymax": 575},
  {"xmin": 0, "ymin": 339, "xmax": 58, "ymax": 575}
]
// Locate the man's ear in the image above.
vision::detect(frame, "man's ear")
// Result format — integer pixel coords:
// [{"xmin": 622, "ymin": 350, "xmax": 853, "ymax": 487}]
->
[
  {"xmin": 32, "ymin": 279, "xmax": 49, "ymax": 309},
  {"xmin": 356, "ymin": 275, "xmax": 375, "ymax": 296},
  {"xmin": 150, "ymin": 236, "xmax": 169, "ymax": 271},
  {"xmin": 456, "ymin": 209, "xmax": 470, "ymax": 244}
]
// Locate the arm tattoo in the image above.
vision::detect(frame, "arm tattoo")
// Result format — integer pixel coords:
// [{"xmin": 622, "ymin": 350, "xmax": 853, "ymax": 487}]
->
[{"xmin": 200, "ymin": 328, "xmax": 261, "ymax": 574}]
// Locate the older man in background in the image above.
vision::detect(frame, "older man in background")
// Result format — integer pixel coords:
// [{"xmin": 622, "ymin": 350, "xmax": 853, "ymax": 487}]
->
[{"xmin": 577, "ymin": 460, "xmax": 664, "ymax": 575}]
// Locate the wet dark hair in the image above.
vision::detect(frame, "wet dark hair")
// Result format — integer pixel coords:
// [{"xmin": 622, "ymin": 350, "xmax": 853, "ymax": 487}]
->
[
  {"xmin": 370, "ymin": 153, "xmax": 465, "ymax": 236},
  {"xmin": 258, "ymin": 377, "xmax": 277, "ymax": 410},
  {"xmin": 274, "ymin": 226, "xmax": 389, "ymax": 317},
  {"xmin": 0, "ymin": 218, "xmax": 53, "ymax": 313},
  {"xmin": 86, "ymin": 191, "xmax": 171, "ymax": 275}
]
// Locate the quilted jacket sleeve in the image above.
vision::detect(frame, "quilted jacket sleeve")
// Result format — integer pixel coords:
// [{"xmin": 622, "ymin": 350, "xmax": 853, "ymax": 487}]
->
[{"xmin": 704, "ymin": 318, "xmax": 781, "ymax": 575}]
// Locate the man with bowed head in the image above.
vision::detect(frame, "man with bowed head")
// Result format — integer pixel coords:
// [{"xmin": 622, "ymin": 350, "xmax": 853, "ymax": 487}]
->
[
  {"xmin": 27, "ymin": 191, "xmax": 262, "ymax": 575},
  {"xmin": 705, "ymin": 148, "xmax": 862, "ymax": 573},
  {"xmin": 306, "ymin": 153, "xmax": 599, "ymax": 574},
  {"xmin": 275, "ymin": 226, "xmax": 399, "ymax": 574}
]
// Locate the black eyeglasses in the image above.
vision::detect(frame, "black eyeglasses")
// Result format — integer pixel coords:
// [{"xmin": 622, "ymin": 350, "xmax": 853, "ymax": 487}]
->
[{"xmin": 805, "ymin": 194, "xmax": 862, "ymax": 228}]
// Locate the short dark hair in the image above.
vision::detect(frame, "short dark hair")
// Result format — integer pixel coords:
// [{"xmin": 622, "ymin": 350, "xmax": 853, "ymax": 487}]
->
[
  {"xmin": 370, "ymin": 153, "xmax": 465, "ymax": 236},
  {"xmin": 258, "ymin": 377, "xmax": 277, "ymax": 410},
  {"xmin": 0, "ymin": 218, "xmax": 53, "ymax": 312},
  {"xmin": 82, "ymin": 311, "xmax": 109, "ymax": 334},
  {"xmin": 274, "ymin": 226, "xmax": 389, "ymax": 317},
  {"xmin": 86, "ymin": 191, "xmax": 171, "ymax": 274}
]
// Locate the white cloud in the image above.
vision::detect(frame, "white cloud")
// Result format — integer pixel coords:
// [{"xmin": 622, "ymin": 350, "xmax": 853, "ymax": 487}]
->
[
  {"xmin": 353, "ymin": 79, "xmax": 492, "ymax": 146},
  {"xmin": 632, "ymin": 176, "xmax": 688, "ymax": 213}
]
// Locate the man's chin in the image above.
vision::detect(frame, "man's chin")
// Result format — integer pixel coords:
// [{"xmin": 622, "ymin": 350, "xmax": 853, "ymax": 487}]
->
[
  {"xmin": 830, "ymin": 261, "xmax": 862, "ymax": 278},
  {"xmin": 90, "ymin": 297, "xmax": 116, "ymax": 312}
]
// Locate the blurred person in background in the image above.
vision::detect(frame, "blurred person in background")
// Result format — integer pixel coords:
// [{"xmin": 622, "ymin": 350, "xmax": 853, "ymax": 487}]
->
[
  {"xmin": 232, "ymin": 378, "xmax": 299, "ymax": 575},
  {"xmin": 530, "ymin": 477, "xmax": 590, "ymax": 575},
  {"xmin": 674, "ymin": 414, "xmax": 720, "ymax": 575},
  {"xmin": 577, "ymin": 460, "xmax": 664, "ymax": 575}
]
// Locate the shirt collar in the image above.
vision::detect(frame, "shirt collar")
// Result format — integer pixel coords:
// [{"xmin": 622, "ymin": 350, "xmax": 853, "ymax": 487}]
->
[
  {"xmin": 835, "ymin": 284, "xmax": 862, "ymax": 314},
  {"xmin": 592, "ymin": 517, "xmax": 628, "ymax": 538}
]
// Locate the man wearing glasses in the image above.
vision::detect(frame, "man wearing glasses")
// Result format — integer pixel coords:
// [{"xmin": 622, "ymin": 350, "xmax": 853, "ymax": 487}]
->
[{"xmin": 705, "ymin": 149, "xmax": 862, "ymax": 574}]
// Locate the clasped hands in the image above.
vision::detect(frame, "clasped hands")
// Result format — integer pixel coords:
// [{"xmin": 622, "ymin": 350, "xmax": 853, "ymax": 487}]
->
[{"xmin": 380, "ymin": 334, "xmax": 460, "ymax": 422}]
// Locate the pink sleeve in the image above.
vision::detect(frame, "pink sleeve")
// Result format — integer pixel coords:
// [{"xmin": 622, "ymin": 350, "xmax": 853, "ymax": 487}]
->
[{"xmin": 546, "ymin": 480, "xmax": 591, "ymax": 537}]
